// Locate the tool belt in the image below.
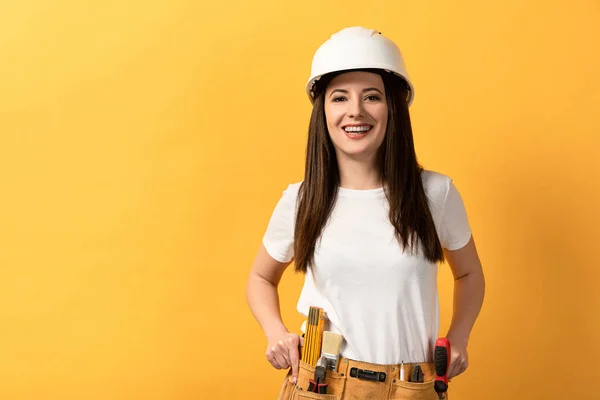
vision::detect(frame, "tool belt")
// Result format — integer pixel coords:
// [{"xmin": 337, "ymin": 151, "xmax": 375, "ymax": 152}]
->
[
  {"xmin": 277, "ymin": 351, "xmax": 445, "ymax": 400},
  {"xmin": 278, "ymin": 307, "xmax": 448, "ymax": 399}
]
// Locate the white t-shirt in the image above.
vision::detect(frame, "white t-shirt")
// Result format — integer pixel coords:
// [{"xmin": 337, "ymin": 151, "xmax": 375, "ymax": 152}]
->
[{"xmin": 262, "ymin": 169, "xmax": 472, "ymax": 364}]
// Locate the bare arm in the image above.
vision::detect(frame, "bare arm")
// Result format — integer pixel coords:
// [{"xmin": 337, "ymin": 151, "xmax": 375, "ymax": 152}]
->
[
  {"xmin": 443, "ymin": 235, "xmax": 486, "ymax": 378},
  {"xmin": 246, "ymin": 243, "xmax": 301, "ymax": 382},
  {"xmin": 246, "ymin": 243, "xmax": 292, "ymax": 339}
]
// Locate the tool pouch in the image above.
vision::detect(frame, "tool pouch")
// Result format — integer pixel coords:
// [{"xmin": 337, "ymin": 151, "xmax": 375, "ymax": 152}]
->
[
  {"xmin": 276, "ymin": 359, "xmax": 445, "ymax": 400},
  {"xmin": 388, "ymin": 379, "xmax": 442, "ymax": 400},
  {"xmin": 277, "ymin": 360, "xmax": 344, "ymax": 400},
  {"xmin": 276, "ymin": 336, "xmax": 444, "ymax": 400}
]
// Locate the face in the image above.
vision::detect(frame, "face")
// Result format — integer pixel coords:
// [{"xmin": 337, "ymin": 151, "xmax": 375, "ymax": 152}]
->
[{"xmin": 324, "ymin": 71, "xmax": 388, "ymax": 161}]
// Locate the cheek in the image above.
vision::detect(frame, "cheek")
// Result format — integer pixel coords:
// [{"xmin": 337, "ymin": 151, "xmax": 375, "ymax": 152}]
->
[
  {"xmin": 380, "ymin": 114, "xmax": 388, "ymax": 130},
  {"xmin": 374, "ymin": 106, "xmax": 388, "ymax": 128},
  {"xmin": 324, "ymin": 107, "xmax": 343, "ymax": 132}
]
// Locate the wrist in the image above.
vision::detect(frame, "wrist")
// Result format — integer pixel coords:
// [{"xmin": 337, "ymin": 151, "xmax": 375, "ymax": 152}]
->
[
  {"xmin": 265, "ymin": 323, "xmax": 288, "ymax": 341},
  {"xmin": 445, "ymin": 330, "xmax": 469, "ymax": 348}
]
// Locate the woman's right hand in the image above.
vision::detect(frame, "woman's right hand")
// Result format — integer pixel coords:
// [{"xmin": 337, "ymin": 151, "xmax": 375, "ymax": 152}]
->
[{"xmin": 266, "ymin": 332, "xmax": 303, "ymax": 384}]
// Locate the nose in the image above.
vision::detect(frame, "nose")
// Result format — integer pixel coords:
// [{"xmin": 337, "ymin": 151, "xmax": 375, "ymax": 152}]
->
[{"xmin": 347, "ymin": 97, "xmax": 365, "ymax": 119}]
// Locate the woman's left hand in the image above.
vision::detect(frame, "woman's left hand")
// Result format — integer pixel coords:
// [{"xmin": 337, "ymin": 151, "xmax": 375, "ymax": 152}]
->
[{"xmin": 447, "ymin": 338, "xmax": 469, "ymax": 379}]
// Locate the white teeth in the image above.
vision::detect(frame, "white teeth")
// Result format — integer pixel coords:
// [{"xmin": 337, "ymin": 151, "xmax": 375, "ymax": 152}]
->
[{"xmin": 344, "ymin": 126, "xmax": 371, "ymax": 133}]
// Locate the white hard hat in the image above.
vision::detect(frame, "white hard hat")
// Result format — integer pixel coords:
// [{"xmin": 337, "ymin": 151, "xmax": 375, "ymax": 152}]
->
[{"xmin": 306, "ymin": 26, "xmax": 415, "ymax": 107}]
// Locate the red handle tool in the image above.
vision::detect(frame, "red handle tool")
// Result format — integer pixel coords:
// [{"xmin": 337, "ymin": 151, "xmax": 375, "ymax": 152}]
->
[
  {"xmin": 308, "ymin": 357, "xmax": 328, "ymax": 394},
  {"xmin": 434, "ymin": 338, "xmax": 451, "ymax": 399}
]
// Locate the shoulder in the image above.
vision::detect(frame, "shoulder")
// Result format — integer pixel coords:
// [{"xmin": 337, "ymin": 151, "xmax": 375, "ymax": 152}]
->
[
  {"xmin": 277, "ymin": 181, "xmax": 303, "ymax": 202},
  {"xmin": 421, "ymin": 169, "xmax": 451, "ymax": 195},
  {"xmin": 275, "ymin": 181, "xmax": 303, "ymax": 207},
  {"xmin": 284, "ymin": 181, "xmax": 303, "ymax": 195},
  {"xmin": 421, "ymin": 169, "xmax": 459, "ymax": 215}
]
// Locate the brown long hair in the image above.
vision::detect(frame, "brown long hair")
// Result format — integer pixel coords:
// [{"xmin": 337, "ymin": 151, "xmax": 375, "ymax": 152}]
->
[{"xmin": 293, "ymin": 69, "xmax": 445, "ymax": 274}]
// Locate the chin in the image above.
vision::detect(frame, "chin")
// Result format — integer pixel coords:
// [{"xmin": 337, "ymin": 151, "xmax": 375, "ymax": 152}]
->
[{"xmin": 338, "ymin": 146, "xmax": 379, "ymax": 158}]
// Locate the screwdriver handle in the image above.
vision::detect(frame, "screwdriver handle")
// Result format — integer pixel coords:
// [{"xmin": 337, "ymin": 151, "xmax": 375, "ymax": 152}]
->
[{"xmin": 434, "ymin": 337, "xmax": 451, "ymax": 395}]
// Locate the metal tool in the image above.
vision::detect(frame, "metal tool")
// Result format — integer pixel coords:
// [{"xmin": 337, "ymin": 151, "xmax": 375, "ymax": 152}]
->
[
  {"xmin": 410, "ymin": 364, "xmax": 424, "ymax": 383},
  {"xmin": 308, "ymin": 356, "xmax": 328, "ymax": 394},
  {"xmin": 434, "ymin": 337, "xmax": 451, "ymax": 399}
]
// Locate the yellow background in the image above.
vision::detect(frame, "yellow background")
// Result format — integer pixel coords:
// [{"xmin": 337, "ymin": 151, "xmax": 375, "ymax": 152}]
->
[{"xmin": 1, "ymin": 1, "xmax": 598, "ymax": 399}]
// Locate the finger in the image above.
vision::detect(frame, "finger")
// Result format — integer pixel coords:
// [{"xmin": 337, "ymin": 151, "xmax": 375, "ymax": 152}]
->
[
  {"xmin": 272, "ymin": 342, "xmax": 289, "ymax": 369},
  {"xmin": 287, "ymin": 339, "xmax": 300, "ymax": 383},
  {"xmin": 267, "ymin": 345, "xmax": 286, "ymax": 369},
  {"xmin": 448, "ymin": 365, "xmax": 458, "ymax": 379},
  {"xmin": 448, "ymin": 359, "xmax": 460, "ymax": 379},
  {"xmin": 452, "ymin": 366, "xmax": 464, "ymax": 378},
  {"xmin": 267, "ymin": 352, "xmax": 282, "ymax": 369},
  {"xmin": 277, "ymin": 341, "xmax": 292, "ymax": 367},
  {"xmin": 457, "ymin": 360, "xmax": 468, "ymax": 376},
  {"xmin": 452, "ymin": 358, "xmax": 467, "ymax": 378}
]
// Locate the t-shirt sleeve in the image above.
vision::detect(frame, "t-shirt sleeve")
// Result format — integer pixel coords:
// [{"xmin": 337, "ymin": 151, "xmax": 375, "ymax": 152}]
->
[
  {"xmin": 440, "ymin": 179, "xmax": 472, "ymax": 250},
  {"xmin": 262, "ymin": 183, "xmax": 298, "ymax": 263}
]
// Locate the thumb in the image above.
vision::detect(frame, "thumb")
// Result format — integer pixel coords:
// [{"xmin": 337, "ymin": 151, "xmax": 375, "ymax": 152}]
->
[{"xmin": 447, "ymin": 353, "xmax": 460, "ymax": 379}]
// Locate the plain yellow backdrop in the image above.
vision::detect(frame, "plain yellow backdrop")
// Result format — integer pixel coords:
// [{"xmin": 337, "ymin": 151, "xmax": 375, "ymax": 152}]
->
[{"xmin": 0, "ymin": 1, "xmax": 598, "ymax": 399}]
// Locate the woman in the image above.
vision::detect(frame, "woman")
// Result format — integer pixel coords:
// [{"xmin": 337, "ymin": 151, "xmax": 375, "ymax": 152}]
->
[{"xmin": 246, "ymin": 26, "xmax": 485, "ymax": 400}]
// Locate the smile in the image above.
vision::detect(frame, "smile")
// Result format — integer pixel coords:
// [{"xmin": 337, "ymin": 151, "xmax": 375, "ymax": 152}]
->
[
  {"xmin": 342, "ymin": 124, "xmax": 372, "ymax": 135},
  {"xmin": 342, "ymin": 124, "xmax": 373, "ymax": 139}
]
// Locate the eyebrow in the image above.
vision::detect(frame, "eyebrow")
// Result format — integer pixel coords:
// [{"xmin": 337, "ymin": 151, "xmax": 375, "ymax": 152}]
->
[{"xmin": 329, "ymin": 87, "xmax": 384, "ymax": 98}]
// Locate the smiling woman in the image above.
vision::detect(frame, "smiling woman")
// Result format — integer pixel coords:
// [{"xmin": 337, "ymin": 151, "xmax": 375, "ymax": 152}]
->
[{"xmin": 246, "ymin": 26, "xmax": 485, "ymax": 400}]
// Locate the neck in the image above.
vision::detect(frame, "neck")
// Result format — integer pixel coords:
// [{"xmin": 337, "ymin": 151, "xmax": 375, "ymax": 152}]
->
[{"xmin": 337, "ymin": 155, "xmax": 383, "ymax": 190}]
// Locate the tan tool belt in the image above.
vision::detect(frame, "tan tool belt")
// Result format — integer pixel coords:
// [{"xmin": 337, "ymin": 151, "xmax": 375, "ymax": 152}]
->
[{"xmin": 277, "ymin": 355, "xmax": 447, "ymax": 400}]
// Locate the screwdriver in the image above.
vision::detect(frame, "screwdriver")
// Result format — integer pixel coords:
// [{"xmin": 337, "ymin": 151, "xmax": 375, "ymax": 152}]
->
[{"xmin": 434, "ymin": 338, "xmax": 451, "ymax": 399}]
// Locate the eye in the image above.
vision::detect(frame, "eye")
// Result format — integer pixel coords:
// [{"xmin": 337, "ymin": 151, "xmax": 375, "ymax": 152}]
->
[
  {"xmin": 332, "ymin": 96, "xmax": 347, "ymax": 102},
  {"xmin": 365, "ymin": 95, "xmax": 381, "ymax": 101}
]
